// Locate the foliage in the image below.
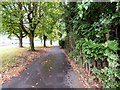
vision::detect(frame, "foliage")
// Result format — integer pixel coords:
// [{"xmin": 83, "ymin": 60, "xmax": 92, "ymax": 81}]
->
[
  {"xmin": 59, "ymin": 39, "xmax": 65, "ymax": 48},
  {"xmin": 1, "ymin": 1, "xmax": 120, "ymax": 88},
  {"xmin": 1, "ymin": 2, "xmax": 63, "ymax": 49},
  {"xmin": 63, "ymin": 2, "xmax": 120, "ymax": 88},
  {"xmin": 35, "ymin": 2, "xmax": 63, "ymax": 46},
  {"xmin": 92, "ymin": 67, "xmax": 120, "ymax": 88},
  {"xmin": 1, "ymin": 2, "xmax": 27, "ymax": 39},
  {"xmin": 71, "ymin": 38, "xmax": 120, "ymax": 88}
]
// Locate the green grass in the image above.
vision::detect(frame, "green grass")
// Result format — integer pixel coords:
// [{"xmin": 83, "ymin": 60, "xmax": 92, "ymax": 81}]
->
[{"xmin": 0, "ymin": 47, "xmax": 28, "ymax": 73}]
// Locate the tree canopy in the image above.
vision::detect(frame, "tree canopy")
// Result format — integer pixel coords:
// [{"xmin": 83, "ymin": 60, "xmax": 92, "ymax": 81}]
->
[{"xmin": 1, "ymin": 2, "xmax": 63, "ymax": 49}]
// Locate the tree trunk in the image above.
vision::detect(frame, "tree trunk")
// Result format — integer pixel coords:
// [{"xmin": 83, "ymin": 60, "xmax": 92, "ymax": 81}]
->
[
  {"xmin": 50, "ymin": 40, "xmax": 52, "ymax": 45},
  {"xmin": 19, "ymin": 31, "xmax": 23, "ymax": 47},
  {"xmin": 13, "ymin": 30, "xmax": 23, "ymax": 47},
  {"xmin": 29, "ymin": 30, "xmax": 35, "ymax": 51},
  {"xmin": 19, "ymin": 37, "xmax": 23, "ymax": 47},
  {"xmin": 43, "ymin": 35, "xmax": 47, "ymax": 47}
]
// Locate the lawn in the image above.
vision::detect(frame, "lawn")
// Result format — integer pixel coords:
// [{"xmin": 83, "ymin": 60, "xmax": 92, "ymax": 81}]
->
[
  {"xmin": 0, "ymin": 46, "xmax": 49, "ymax": 84},
  {"xmin": 0, "ymin": 47, "xmax": 28, "ymax": 73}
]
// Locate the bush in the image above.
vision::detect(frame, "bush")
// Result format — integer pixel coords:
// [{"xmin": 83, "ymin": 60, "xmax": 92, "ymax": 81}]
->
[
  {"xmin": 71, "ymin": 39, "xmax": 120, "ymax": 88},
  {"xmin": 59, "ymin": 39, "xmax": 65, "ymax": 48}
]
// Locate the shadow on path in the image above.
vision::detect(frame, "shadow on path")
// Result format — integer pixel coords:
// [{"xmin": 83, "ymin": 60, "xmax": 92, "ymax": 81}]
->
[{"xmin": 2, "ymin": 46, "xmax": 83, "ymax": 88}]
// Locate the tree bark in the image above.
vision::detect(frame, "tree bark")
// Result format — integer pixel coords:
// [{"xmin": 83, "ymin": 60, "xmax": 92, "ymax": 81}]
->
[
  {"xmin": 29, "ymin": 30, "xmax": 35, "ymax": 51},
  {"xmin": 13, "ymin": 30, "xmax": 23, "ymax": 47},
  {"xmin": 19, "ymin": 31, "xmax": 23, "ymax": 47},
  {"xmin": 19, "ymin": 37, "xmax": 23, "ymax": 47},
  {"xmin": 43, "ymin": 35, "xmax": 47, "ymax": 47}
]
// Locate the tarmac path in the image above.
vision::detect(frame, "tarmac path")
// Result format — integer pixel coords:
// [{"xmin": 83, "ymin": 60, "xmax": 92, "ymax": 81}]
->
[{"xmin": 2, "ymin": 46, "xmax": 83, "ymax": 89}]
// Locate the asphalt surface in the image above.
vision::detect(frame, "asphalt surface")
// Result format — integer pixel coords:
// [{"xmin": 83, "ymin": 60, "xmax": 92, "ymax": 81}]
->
[{"xmin": 2, "ymin": 46, "xmax": 83, "ymax": 89}]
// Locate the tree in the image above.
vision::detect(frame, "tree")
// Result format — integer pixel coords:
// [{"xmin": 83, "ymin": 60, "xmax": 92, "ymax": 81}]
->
[
  {"xmin": 1, "ymin": 2, "xmax": 63, "ymax": 49},
  {"xmin": 1, "ymin": 2, "xmax": 27, "ymax": 47},
  {"xmin": 62, "ymin": 2, "xmax": 77, "ymax": 52},
  {"xmin": 20, "ymin": 2, "xmax": 42, "ymax": 51},
  {"xmin": 36, "ymin": 2, "xmax": 63, "ymax": 47}
]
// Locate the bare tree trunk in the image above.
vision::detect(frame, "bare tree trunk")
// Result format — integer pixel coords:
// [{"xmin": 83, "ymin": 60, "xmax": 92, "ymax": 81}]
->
[
  {"xmin": 43, "ymin": 35, "xmax": 47, "ymax": 47},
  {"xmin": 29, "ymin": 30, "xmax": 35, "ymax": 51},
  {"xmin": 19, "ymin": 37, "xmax": 23, "ymax": 47},
  {"xmin": 19, "ymin": 31, "xmax": 23, "ymax": 47}
]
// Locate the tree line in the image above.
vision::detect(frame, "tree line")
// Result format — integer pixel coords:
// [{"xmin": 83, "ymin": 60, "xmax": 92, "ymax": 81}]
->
[{"xmin": 1, "ymin": 2, "xmax": 63, "ymax": 50}]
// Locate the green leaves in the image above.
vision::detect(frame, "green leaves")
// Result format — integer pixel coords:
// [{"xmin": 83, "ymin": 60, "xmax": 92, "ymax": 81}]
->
[
  {"xmin": 92, "ymin": 66, "xmax": 120, "ymax": 88},
  {"xmin": 108, "ymin": 41, "xmax": 119, "ymax": 51},
  {"xmin": 72, "ymin": 38, "xmax": 120, "ymax": 88},
  {"xmin": 35, "ymin": 3, "xmax": 63, "ymax": 41},
  {"xmin": 63, "ymin": 2, "xmax": 120, "ymax": 88}
]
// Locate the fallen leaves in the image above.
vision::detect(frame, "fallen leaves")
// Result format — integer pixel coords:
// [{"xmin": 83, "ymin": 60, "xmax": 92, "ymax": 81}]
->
[
  {"xmin": 41, "ymin": 60, "xmax": 49, "ymax": 65},
  {"xmin": 1, "ymin": 47, "xmax": 50, "ymax": 85},
  {"xmin": 50, "ymin": 67, "xmax": 53, "ymax": 69},
  {"xmin": 63, "ymin": 49, "xmax": 101, "ymax": 88},
  {"xmin": 32, "ymin": 85, "xmax": 35, "ymax": 88},
  {"xmin": 36, "ymin": 83, "xmax": 38, "ymax": 85},
  {"xmin": 70, "ymin": 59, "xmax": 101, "ymax": 88}
]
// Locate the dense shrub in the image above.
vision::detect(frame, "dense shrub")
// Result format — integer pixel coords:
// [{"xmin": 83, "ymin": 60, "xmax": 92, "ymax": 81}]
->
[{"xmin": 59, "ymin": 39, "xmax": 65, "ymax": 48}]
